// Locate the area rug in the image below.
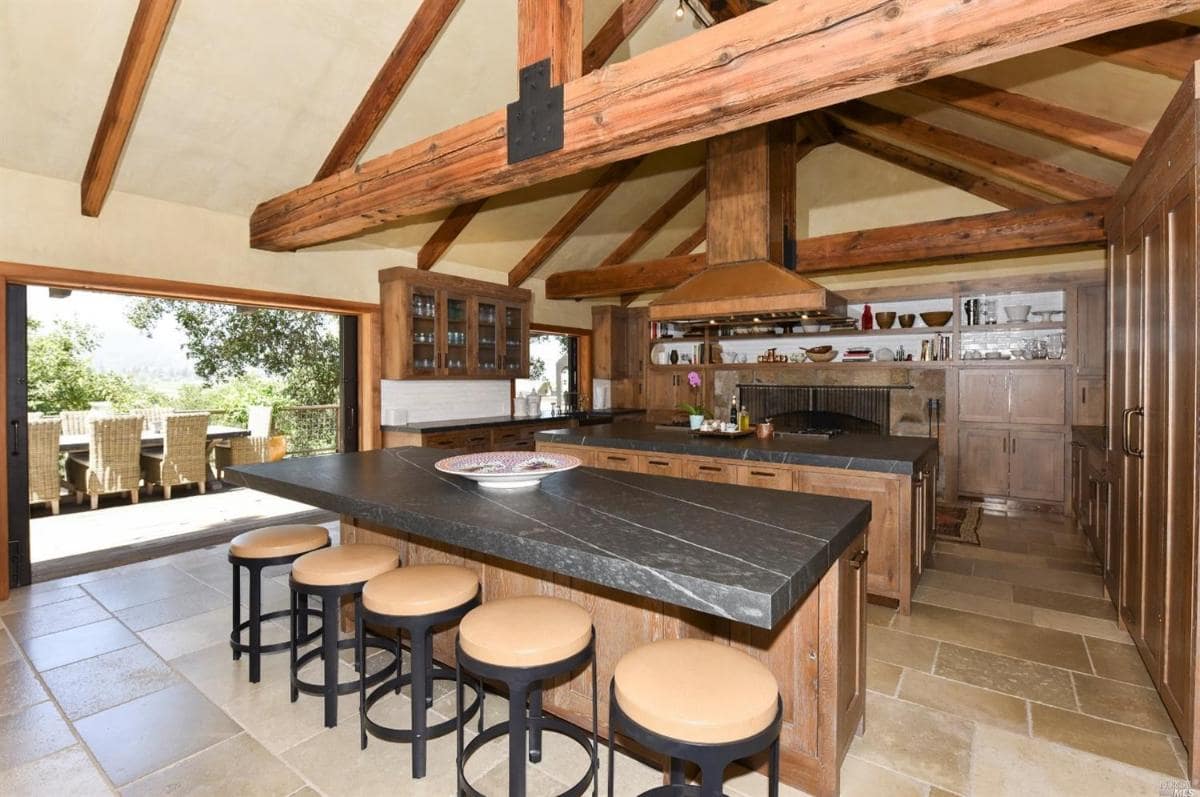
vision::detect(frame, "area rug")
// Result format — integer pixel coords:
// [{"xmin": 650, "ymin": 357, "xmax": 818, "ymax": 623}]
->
[{"xmin": 935, "ymin": 504, "xmax": 982, "ymax": 545}]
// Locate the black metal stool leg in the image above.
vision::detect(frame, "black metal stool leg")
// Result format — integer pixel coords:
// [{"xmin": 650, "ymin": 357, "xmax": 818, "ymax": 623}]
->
[
  {"xmin": 591, "ymin": 657, "xmax": 599, "ymax": 797},
  {"xmin": 231, "ymin": 563, "xmax": 241, "ymax": 661},
  {"xmin": 424, "ymin": 628, "xmax": 435, "ymax": 708},
  {"xmin": 410, "ymin": 624, "xmax": 429, "ymax": 779},
  {"xmin": 358, "ymin": 599, "xmax": 368, "ymax": 750},
  {"xmin": 396, "ymin": 629, "xmax": 405, "ymax": 695},
  {"xmin": 607, "ymin": 682, "xmax": 617, "ymax": 797},
  {"xmin": 508, "ymin": 682, "xmax": 529, "ymax": 797},
  {"xmin": 299, "ymin": 592, "xmax": 310, "ymax": 640},
  {"xmin": 528, "ymin": 685, "xmax": 543, "ymax": 763},
  {"xmin": 289, "ymin": 587, "xmax": 299, "ymax": 702},
  {"xmin": 668, "ymin": 757, "xmax": 685, "ymax": 785},
  {"xmin": 321, "ymin": 595, "xmax": 339, "ymax": 728},
  {"xmin": 768, "ymin": 737, "xmax": 780, "ymax": 797},
  {"xmin": 248, "ymin": 564, "xmax": 262, "ymax": 683},
  {"xmin": 455, "ymin": 655, "xmax": 466, "ymax": 769},
  {"xmin": 699, "ymin": 759, "xmax": 728, "ymax": 797}
]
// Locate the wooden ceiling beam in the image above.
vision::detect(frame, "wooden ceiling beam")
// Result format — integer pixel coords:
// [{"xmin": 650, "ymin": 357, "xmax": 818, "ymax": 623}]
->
[
  {"xmin": 830, "ymin": 101, "xmax": 1115, "ymax": 201},
  {"xmin": 669, "ymin": 225, "xmax": 707, "ymax": 257},
  {"xmin": 81, "ymin": 0, "xmax": 176, "ymax": 217},
  {"xmin": 600, "ymin": 169, "xmax": 706, "ymax": 267},
  {"xmin": 906, "ymin": 75, "xmax": 1148, "ymax": 165},
  {"xmin": 251, "ymin": 0, "xmax": 1192, "ymax": 251},
  {"xmin": 545, "ymin": 198, "xmax": 1108, "ymax": 299},
  {"xmin": 519, "ymin": 0, "xmax": 583, "ymax": 83},
  {"xmin": 416, "ymin": 0, "xmax": 652, "ymax": 272},
  {"xmin": 797, "ymin": 112, "xmax": 836, "ymax": 146},
  {"xmin": 583, "ymin": 0, "xmax": 660, "ymax": 72},
  {"xmin": 835, "ymin": 128, "xmax": 1047, "ymax": 209},
  {"xmin": 695, "ymin": 0, "xmax": 761, "ymax": 23},
  {"xmin": 315, "ymin": 0, "xmax": 462, "ymax": 181},
  {"xmin": 507, "ymin": 158, "xmax": 643, "ymax": 286},
  {"xmin": 1064, "ymin": 19, "xmax": 1200, "ymax": 79}
]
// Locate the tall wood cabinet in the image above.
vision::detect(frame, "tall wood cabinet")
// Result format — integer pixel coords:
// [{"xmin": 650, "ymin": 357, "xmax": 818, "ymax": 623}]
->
[
  {"xmin": 1106, "ymin": 68, "xmax": 1200, "ymax": 781},
  {"xmin": 592, "ymin": 306, "xmax": 647, "ymax": 407},
  {"xmin": 380, "ymin": 267, "xmax": 531, "ymax": 380}
]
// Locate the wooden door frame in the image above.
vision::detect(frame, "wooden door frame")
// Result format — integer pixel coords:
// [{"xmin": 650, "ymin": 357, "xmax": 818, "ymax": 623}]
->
[
  {"xmin": 528, "ymin": 322, "xmax": 593, "ymax": 411},
  {"xmin": 0, "ymin": 260, "xmax": 383, "ymax": 599}
]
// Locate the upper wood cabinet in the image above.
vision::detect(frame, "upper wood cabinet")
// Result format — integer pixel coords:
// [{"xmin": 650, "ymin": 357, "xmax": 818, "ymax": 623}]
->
[
  {"xmin": 592, "ymin": 306, "xmax": 647, "ymax": 380},
  {"xmin": 380, "ymin": 267, "xmax": 531, "ymax": 380},
  {"xmin": 958, "ymin": 367, "xmax": 1065, "ymax": 425},
  {"xmin": 1075, "ymin": 283, "xmax": 1106, "ymax": 377}
]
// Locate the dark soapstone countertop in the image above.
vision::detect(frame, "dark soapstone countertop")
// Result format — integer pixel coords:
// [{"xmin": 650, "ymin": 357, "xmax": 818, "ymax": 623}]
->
[
  {"xmin": 537, "ymin": 422, "xmax": 938, "ymax": 475},
  {"xmin": 226, "ymin": 447, "xmax": 869, "ymax": 629},
  {"xmin": 383, "ymin": 408, "xmax": 645, "ymax": 433}
]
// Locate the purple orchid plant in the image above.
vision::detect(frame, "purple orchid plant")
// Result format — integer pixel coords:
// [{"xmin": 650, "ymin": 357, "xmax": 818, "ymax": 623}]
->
[{"xmin": 676, "ymin": 370, "xmax": 707, "ymax": 417}]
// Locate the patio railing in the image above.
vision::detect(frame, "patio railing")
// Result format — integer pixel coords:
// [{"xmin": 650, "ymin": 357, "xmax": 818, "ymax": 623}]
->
[{"xmin": 200, "ymin": 404, "xmax": 341, "ymax": 457}]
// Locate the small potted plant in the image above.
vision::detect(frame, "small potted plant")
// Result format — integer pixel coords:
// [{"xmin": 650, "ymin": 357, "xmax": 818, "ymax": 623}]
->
[{"xmin": 676, "ymin": 370, "xmax": 706, "ymax": 430}]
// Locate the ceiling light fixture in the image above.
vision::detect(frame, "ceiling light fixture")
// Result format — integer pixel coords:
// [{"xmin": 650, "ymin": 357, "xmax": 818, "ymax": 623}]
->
[{"xmin": 675, "ymin": 0, "xmax": 685, "ymax": 20}]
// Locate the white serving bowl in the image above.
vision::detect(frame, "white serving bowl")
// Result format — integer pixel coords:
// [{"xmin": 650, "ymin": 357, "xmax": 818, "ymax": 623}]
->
[
  {"xmin": 435, "ymin": 451, "xmax": 581, "ymax": 489},
  {"xmin": 1004, "ymin": 304, "xmax": 1032, "ymax": 323}
]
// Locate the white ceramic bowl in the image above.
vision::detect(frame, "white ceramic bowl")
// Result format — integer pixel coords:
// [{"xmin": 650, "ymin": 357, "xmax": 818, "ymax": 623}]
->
[
  {"xmin": 1004, "ymin": 304, "xmax": 1032, "ymax": 323},
  {"xmin": 435, "ymin": 451, "xmax": 581, "ymax": 489}
]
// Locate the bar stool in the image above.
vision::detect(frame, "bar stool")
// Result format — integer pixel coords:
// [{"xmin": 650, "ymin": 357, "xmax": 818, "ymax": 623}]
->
[
  {"xmin": 357, "ymin": 564, "xmax": 484, "ymax": 778},
  {"xmin": 228, "ymin": 524, "xmax": 329, "ymax": 683},
  {"xmin": 455, "ymin": 595, "xmax": 598, "ymax": 797},
  {"xmin": 289, "ymin": 544, "xmax": 400, "ymax": 728},
  {"xmin": 608, "ymin": 639, "xmax": 782, "ymax": 797}
]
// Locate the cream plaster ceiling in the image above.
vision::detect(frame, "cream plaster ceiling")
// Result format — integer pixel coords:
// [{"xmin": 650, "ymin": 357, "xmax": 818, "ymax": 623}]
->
[{"xmin": 0, "ymin": 1, "xmax": 1192, "ymax": 280}]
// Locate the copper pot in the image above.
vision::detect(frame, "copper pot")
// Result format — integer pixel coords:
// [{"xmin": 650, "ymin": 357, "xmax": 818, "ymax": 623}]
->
[{"xmin": 756, "ymin": 419, "xmax": 774, "ymax": 440}]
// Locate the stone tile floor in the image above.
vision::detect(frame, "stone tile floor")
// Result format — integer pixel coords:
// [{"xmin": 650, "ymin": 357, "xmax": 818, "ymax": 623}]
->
[{"xmin": 0, "ymin": 511, "xmax": 1189, "ymax": 795}]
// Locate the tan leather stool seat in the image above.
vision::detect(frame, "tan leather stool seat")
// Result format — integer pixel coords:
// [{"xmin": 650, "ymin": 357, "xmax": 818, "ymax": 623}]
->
[
  {"xmin": 363, "ymin": 565, "xmax": 479, "ymax": 617},
  {"xmin": 614, "ymin": 639, "xmax": 779, "ymax": 744},
  {"xmin": 459, "ymin": 596, "xmax": 591, "ymax": 668},
  {"xmin": 229, "ymin": 524, "xmax": 329, "ymax": 559},
  {"xmin": 292, "ymin": 544, "xmax": 399, "ymax": 587}
]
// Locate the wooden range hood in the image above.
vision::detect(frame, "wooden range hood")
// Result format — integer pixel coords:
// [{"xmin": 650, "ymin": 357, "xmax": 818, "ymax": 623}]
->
[{"xmin": 650, "ymin": 121, "xmax": 846, "ymax": 324}]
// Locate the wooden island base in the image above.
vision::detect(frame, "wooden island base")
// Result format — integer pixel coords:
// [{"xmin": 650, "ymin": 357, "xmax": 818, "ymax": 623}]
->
[{"xmin": 343, "ymin": 518, "xmax": 867, "ymax": 797}]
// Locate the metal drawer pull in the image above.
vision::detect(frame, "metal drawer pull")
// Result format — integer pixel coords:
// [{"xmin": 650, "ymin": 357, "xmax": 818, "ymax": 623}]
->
[
  {"xmin": 698, "ymin": 465, "xmax": 721, "ymax": 472},
  {"xmin": 648, "ymin": 460, "xmax": 669, "ymax": 467},
  {"xmin": 607, "ymin": 455, "xmax": 627, "ymax": 462},
  {"xmin": 749, "ymin": 470, "xmax": 776, "ymax": 478},
  {"xmin": 849, "ymin": 549, "xmax": 869, "ymax": 569}
]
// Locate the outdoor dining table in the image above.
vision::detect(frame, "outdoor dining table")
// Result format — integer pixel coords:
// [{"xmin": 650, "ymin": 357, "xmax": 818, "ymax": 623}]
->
[{"xmin": 57, "ymin": 425, "xmax": 252, "ymax": 453}]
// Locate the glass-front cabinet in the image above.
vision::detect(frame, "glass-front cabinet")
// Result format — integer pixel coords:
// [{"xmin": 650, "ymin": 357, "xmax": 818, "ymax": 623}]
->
[{"xmin": 381, "ymin": 266, "xmax": 532, "ymax": 380}]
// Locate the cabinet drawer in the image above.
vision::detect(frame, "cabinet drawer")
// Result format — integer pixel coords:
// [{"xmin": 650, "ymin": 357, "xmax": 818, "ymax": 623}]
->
[
  {"xmin": 737, "ymin": 464, "xmax": 793, "ymax": 491},
  {"xmin": 460, "ymin": 431, "xmax": 491, "ymax": 453},
  {"xmin": 423, "ymin": 432, "xmax": 467, "ymax": 450},
  {"xmin": 595, "ymin": 449, "xmax": 639, "ymax": 472},
  {"xmin": 536, "ymin": 443, "xmax": 594, "ymax": 466},
  {"xmin": 640, "ymin": 454, "xmax": 683, "ymax": 478},
  {"xmin": 491, "ymin": 428, "xmax": 524, "ymax": 448},
  {"xmin": 683, "ymin": 459, "xmax": 738, "ymax": 484}
]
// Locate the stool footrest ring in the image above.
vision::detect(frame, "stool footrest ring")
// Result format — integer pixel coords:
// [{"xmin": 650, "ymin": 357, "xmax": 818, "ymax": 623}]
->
[
  {"xmin": 459, "ymin": 715, "xmax": 596, "ymax": 797},
  {"xmin": 231, "ymin": 607, "xmax": 321, "ymax": 654},
  {"xmin": 293, "ymin": 635, "xmax": 396, "ymax": 697},
  {"xmin": 363, "ymin": 667, "xmax": 481, "ymax": 744}
]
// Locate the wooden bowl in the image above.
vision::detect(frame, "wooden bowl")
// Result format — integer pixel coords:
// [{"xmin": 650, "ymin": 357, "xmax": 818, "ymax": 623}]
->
[
  {"xmin": 920, "ymin": 311, "xmax": 953, "ymax": 327},
  {"xmin": 805, "ymin": 348, "xmax": 838, "ymax": 363},
  {"xmin": 898, "ymin": 314, "xmax": 916, "ymax": 328},
  {"xmin": 874, "ymin": 311, "xmax": 896, "ymax": 329},
  {"xmin": 806, "ymin": 345, "xmax": 833, "ymax": 354}
]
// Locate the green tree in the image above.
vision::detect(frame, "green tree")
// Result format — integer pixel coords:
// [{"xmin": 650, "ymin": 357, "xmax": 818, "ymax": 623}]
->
[
  {"xmin": 127, "ymin": 300, "xmax": 340, "ymax": 406},
  {"xmin": 26, "ymin": 319, "xmax": 163, "ymax": 413}
]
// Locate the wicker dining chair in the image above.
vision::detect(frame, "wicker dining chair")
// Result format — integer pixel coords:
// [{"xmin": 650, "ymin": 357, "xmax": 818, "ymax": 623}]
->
[
  {"xmin": 212, "ymin": 435, "xmax": 270, "ymax": 480},
  {"xmin": 142, "ymin": 412, "xmax": 210, "ymax": 499},
  {"xmin": 59, "ymin": 410, "xmax": 91, "ymax": 436},
  {"xmin": 27, "ymin": 417, "xmax": 62, "ymax": 514},
  {"xmin": 65, "ymin": 415, "xmax": 143, "ymax": 509}
]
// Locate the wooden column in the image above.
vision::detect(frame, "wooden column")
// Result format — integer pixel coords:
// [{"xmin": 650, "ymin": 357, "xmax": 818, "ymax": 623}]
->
[
  {"xmin": 706, "ymin": 121, "xmax": 796, "ymax": 265},
  {"xmin": 518, "ymin": 0, "xmax": 583, "ymax": 82}
]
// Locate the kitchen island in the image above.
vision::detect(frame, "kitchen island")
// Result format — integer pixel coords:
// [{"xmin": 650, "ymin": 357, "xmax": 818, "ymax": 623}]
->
[
  {"xmin": 226, "ymin": 446, "xmax": 870, "ymax": 796},
  {"xmin": 538, "ymin": 423, "xmax": 938, "ymax": 614}
]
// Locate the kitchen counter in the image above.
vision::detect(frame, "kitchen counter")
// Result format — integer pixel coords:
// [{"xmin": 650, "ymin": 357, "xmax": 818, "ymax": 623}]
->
[
  {"xmin": 537, "ymin": 422, "xmax": 938, "ymax": 475},
  {"xmin": 382, "ymin": 408, "xmax": 644, "ymax": 433},
  {"xmin": 226, "ymin": 446, "xmax": 868, "ymax": 628}
]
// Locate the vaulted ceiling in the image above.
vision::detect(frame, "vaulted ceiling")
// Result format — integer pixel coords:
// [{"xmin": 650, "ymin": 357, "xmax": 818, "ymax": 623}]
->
[{"xmin": 1, "ymin": 1, "xmax": 1195, "ymax": 288}]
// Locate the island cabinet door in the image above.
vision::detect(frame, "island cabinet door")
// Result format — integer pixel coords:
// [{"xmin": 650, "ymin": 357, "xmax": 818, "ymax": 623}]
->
[
  {"xmin": 737, "ymin": 463, "xmax": 793, "ymax": 491},
  {"xmin": 834, "ymin": 532, "xmax": 868, "ymax": 757},
  {"xmin": 684, "ymin": 458, "xmax": 738, "ymax": 484},
  {"xmin": 640, "ymin": 453, "xmax": 683, "ymax": 478},
  {"xmin": 1008, "ymin": 430, "xmax": 1065, "ymax": 502},
  {"xmin": 957, "ymin": 427, "xmax": 1010, "ymax": 496}
]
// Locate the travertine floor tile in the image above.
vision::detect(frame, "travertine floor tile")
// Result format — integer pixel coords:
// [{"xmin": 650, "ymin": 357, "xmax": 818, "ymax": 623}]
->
[
  {"xmin": 929, "ymin": 553, "xmax": 974, "ymax": 575},
  {"xmin": 891, "ymin": 603, "xmax": 1091, "ymax": 671},
  {"xmin": 5, "ymin": 594, "xmax": 110, "ymax": 640},
  {"xmin": 169, "ymin": 640, "xmax": 293, "ymax": 708},
  {"xmin": 137, "ymin": 607, "xmax": 230, "ymax": 660},
  {"xmin": 866, "ymin": 658, "xmax": 902, "ymax": 696},
  {"xmin": 865, "ymin": 604, "xmax": 895, "ymax": 627},
  {"xmin": 918, "ymin": 569, "xmax": 1014, "ymax": 601},
  {"xmin": 1012, "ymin": 584, "xmax": 1117, "ymax": 620},
  {"xmin": 971, "ymin": 559, "xmax": 1104, "ymax": 598},
  {"xmin": 971, "ymin": 722, "xmax": 1172, "ymax": 796},
  {"xmin": 42, "ymin": 644, "xmax": 178, "ymax": 720},
  {"xmin": 849, "ymin": 692, "xmax": 973, "ymax": 794},
  {"xmin": 898, "ymin": 669, "xmax": 1028, "ymax": 734},
  {"xmin": 0, "ymin": 657, "xmax": 49, "ymax": 717},
  {"xmin": 839, "ymin": 755, "xmax": 928, "ymax": 797},
  {"xmin": 933, "ymin": 643, "xmax": 1077, "ymax": 709},
  {"xmin": 1025, "ymin": 541, "xmax": 1098, "ymax": 563},
  {"xmin": 1030, "ymin": 702, "xmax": 1182, "ymax": 777},
  {"xmin": 74, "ymin": 681, "xmax": 240, "ymax": 786},
  {"xmin": 0, "ymin": 700, "xmax": 76, "ymax": 771},
  {"xmin": 0, "ymin": 629, "xmax": 20, "ymax": 664},
  {"xmin": 119, "ymin": 732, "xmax": 303, "ymax": 797},
  {"xmin": 914, "ymin": 585, "xmax": 1033, "ymax": 623},
  {"xmin": 1028, "ymin": 607, "xmax": 1131, "ymax": 645},
  {"xmin": 221, "ymin": 664, "xmax": 359, "ymax": 754},
  {"xmin": 866, "ymin": 626, "xmax": 939, "ymax": 672},
  {"xmin": 0, "ymin": 583, "xmax": 86, "ymax": 616},
  {"xmin": 82, "ymin": 566, "xmax": 205, "ymax": 613},
  {"xmin": 1085, "ymin": 636, "xmax": 1155, "ymax": 687},
  {"xmin": 1072, "ymin": 672, "xmax": 1175, "ymax": 734},
  {"xmin": 114, "ymin": 585, "xmax": 227, "ymax": 632},
  {"xmin": 0, "ymin": 744, "xmax": 112, "ymax": 797},
  {"xmin": 22, "ymin": 619, "xmax": 139, "ymax": 672}
]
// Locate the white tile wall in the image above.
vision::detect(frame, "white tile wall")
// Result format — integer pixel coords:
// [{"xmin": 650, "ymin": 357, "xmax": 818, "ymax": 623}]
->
[
  {"xmin": 380, "ymin": 379, "xmax": 511, "ymax": 423},
  {"xmin": 592, "ymin": 378, "xmax": 612, "ymax": 409}
]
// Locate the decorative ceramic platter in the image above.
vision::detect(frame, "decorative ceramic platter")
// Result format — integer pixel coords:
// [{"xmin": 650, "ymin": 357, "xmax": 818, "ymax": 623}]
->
[{"xmin": 435, "ymin": 451, "xmax": 581, "ymax": 489}]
